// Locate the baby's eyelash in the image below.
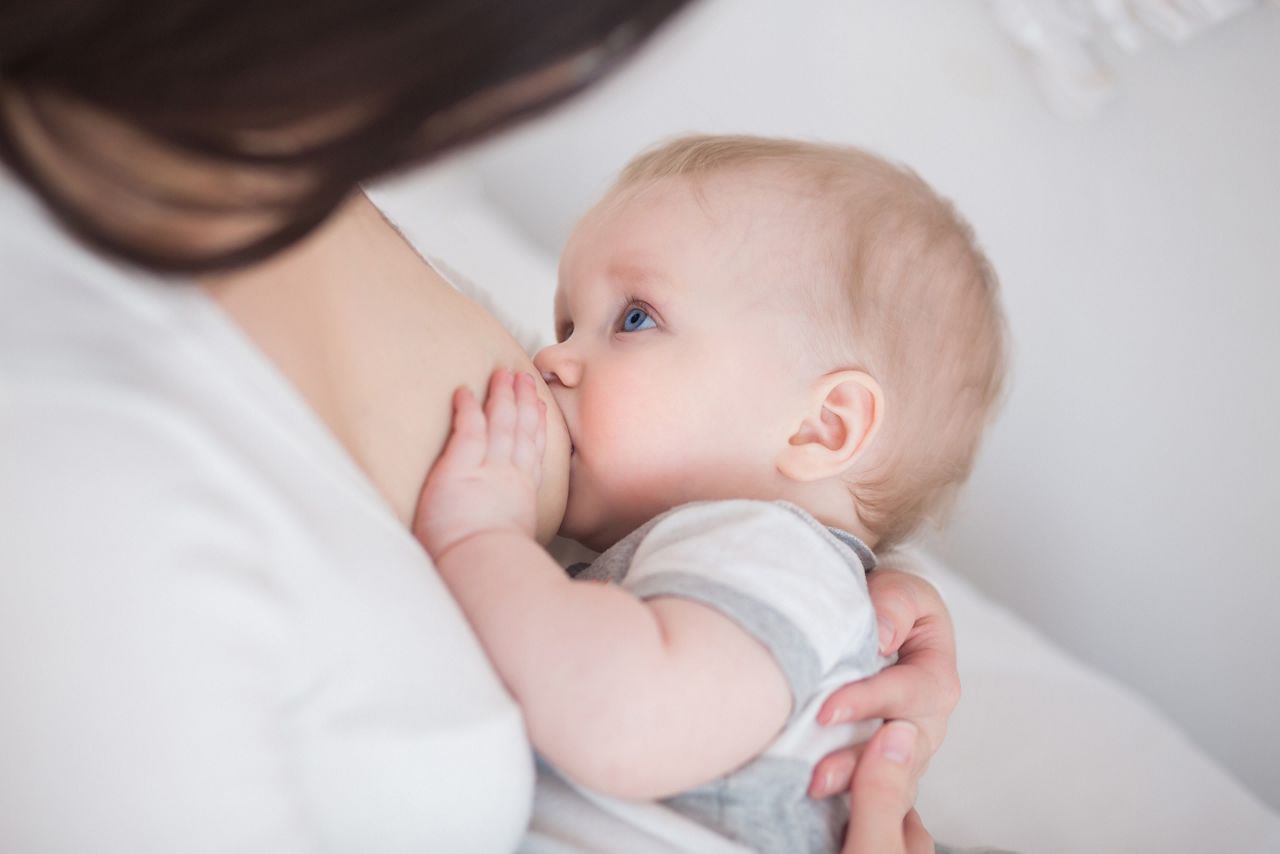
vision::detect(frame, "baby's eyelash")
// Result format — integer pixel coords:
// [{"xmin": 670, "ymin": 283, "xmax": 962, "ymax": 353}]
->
[
  {"xmin": 617, "ymin": 298, "xmax": 658, "ymax": 328},
  {"xmin": 555, "ymin": 321, "xmax": 574, "ymax": 343}
]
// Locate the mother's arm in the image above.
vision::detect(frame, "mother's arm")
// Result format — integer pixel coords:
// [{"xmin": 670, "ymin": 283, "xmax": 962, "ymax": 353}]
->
[{"xmin": 809, "ymin": 567, "xmax": 959, "ymax": 799}]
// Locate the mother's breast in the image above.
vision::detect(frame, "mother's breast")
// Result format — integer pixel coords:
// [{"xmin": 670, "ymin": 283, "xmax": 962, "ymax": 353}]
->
[
  {"xmin": 342, "ymin": 200, "xmax": 571, "ymax": 541},
  {"xmin": 391, "ymin": 274, "xmax": 572, "ymax": 543},
  {"xmin": 202, "ymin": 190, "xmax": 571, "ymax": 542}
]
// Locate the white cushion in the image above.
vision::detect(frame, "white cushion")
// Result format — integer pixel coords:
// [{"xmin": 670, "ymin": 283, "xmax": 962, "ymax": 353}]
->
[
  {"xmin": 366, "ymin": 164, "xmax": 558, "ymax": 355},
  {"xmin": 906, "ymin": 548, "xmax": 1280, "ymax": 854}
]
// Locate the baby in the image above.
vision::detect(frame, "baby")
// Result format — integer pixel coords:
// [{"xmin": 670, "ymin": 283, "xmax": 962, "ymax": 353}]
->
[{"xmin": 415, "ymin": 135, "xmax": 1006, "ymax": 852}]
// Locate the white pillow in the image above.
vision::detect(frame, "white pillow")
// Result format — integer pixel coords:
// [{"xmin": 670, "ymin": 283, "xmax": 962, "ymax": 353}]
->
[
  {"xmin": 906, "ymin": 548, "xmax": 1280, "ymax": 854},
  {"xmin": 366, "ymin": 164, "xmax": 559, "ymax": 355}
]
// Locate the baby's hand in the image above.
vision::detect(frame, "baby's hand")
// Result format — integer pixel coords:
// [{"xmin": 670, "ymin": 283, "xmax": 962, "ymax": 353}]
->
[{"xmin": 414, "ymin": 368, "xmax": 547, "ymax": 560}]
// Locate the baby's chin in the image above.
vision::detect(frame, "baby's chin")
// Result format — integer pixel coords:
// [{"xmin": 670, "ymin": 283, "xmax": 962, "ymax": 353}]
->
[
  {"xmin": 554, "ymin": 505, "xmax": 609, "ymax": 554},
  {"xmin": 557, "ymin": 502, "xmax": 657, "ymax": 554},
  {"xmin": 554, "ymin": 521, "xmax": 602, "ymax": 554}
]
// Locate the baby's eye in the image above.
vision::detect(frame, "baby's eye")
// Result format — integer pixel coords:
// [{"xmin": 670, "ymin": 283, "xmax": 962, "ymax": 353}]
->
[
  {"xmin": 555, "ymin": 321, "xmax": 574, "ymax": 343},
  {"xmin": 619, "ymin": 305, "xmax": 656, "ymax": 333}
]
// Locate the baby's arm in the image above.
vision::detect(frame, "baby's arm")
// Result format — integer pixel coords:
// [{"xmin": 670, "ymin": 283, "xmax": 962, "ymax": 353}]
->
[{"xmin": 415, "ymin": 370, "xmax": 791, "ymax": 800}]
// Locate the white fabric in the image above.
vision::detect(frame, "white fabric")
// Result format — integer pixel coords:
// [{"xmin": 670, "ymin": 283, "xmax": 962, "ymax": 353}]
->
[
  {"xmin": 523, "ymin": 761, "xmax": 752, "ymax": 854},
  {"xmin": 0, "ymin": 178, "xmax": 533, "ymax": 854},
  {"xmin": 906, "ymin": 549, "xmax": 1280, "ymax": 854},
  {"xmin": 366, "ymin": 167, "xmax": 558, "ymax": 355}
]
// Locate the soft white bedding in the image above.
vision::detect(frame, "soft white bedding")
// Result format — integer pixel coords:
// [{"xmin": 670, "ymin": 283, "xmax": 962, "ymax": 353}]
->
[
  {"xmin": 367, "ymin": 172, "xmax": 1280, "ymax": 854},
  {"xmin": 907, "ymin": 549, "xmax": 1280, "ymax": 854}
]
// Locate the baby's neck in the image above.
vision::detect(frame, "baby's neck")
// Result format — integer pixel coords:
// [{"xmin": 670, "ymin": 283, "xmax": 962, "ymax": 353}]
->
[{"xmin": 773, "ymin": 481, "xmax": 880, "ymax": 552}]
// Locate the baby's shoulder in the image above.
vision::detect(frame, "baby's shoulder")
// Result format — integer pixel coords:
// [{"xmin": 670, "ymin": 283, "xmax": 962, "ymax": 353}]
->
[
  {"xmin": 645, "ymin": 499, "xmax": 858, "ymax": 560},
  {"xmin": 621, "ymin": 500, "xmax": 879, "ymax": 681}
]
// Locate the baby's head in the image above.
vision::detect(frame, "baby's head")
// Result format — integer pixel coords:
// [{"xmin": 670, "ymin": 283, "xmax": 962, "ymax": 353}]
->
[{"xmin": 535, "ymin": 134, "xmax": 1006, "ymax": 553}]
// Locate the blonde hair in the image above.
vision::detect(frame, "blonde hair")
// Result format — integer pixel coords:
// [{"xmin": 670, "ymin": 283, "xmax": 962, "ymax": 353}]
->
[{"xmin": 614, "ymin": 134, "xmax": 1008, "ymax": 550}]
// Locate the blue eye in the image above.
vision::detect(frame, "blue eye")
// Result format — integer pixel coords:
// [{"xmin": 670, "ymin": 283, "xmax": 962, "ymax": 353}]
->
[{"xmin": 620, "ymin": 306, "xmax": 656, "ymax": 333}]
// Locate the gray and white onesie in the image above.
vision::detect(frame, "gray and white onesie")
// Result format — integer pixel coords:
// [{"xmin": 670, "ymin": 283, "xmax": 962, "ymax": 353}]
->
[{"xmin": 563, "ymin": 498, "xmax": 887, "ymax": 854}]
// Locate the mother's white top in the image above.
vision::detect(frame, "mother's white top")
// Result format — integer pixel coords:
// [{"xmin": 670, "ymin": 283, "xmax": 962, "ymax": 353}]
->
[{"xmin": 0, "ymin": 179, "xmax": 532, "ymax": 854}]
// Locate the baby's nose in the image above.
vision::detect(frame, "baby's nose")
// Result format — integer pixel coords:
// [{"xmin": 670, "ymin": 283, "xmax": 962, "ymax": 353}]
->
[{"xmin": 533, "ymin": 344, "xmax": 581, "ymax": 388}]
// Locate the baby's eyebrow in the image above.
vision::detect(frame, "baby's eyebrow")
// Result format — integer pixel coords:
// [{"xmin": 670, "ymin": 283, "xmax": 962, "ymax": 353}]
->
[{"xmin": 608, "ymin": 260, "xmax": 671, "ymax": 294}]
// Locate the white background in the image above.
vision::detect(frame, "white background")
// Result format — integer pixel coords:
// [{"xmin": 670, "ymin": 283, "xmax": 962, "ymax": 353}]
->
[{"xmin": 445, "ymin": 0, "xmax": 1280, "ymax": 808}]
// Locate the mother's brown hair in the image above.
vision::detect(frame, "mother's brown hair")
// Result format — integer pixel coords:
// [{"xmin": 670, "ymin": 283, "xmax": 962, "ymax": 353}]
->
[{"xmin": 0, "ymin": 0, "xmax": 689, "ymax": 272}]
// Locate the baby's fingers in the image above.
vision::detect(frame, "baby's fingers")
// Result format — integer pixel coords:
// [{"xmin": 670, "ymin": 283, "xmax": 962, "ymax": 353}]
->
[
  {"xmin": 436, "ymin": 385, "xmax": 487, "ymax": 473},
  {"xmin": 484, "ymin": 368, "xmax": 518, "ymax": 463},
  {"xmin": 511, "ymin": 373, "xmax": 544, "ymax": 477},
  {"xmin": 533, "ymin": 399, "xmax": 547, "ymax": 483}
]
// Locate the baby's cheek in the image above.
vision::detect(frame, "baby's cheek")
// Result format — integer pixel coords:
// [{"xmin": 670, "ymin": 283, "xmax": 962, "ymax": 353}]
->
[{"xmin": 608, "ymin": 443, "xmax": 699, "ymax": 520}]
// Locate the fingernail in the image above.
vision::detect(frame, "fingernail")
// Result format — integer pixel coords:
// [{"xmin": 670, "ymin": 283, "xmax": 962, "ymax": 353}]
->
[
  {"xmin": 819, "ymin": 759, "xmax": 854, "ymax": 796},
  {"xmin": 823, "ymin": 707, "xmax": 850, "ymax": 725},
  {"xmin": 881, "ymin": 722, "xmax": 917, "ymax": 766},
  {"xmin": 877, "ymin": 617, "xmax": 894, "ymax": 654}
]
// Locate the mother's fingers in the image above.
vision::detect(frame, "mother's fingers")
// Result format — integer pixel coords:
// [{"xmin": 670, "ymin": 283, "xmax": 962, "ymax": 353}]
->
[
  {"xmin": 808, "ymin": 741, "xmax": 866, "ymax": 799},
  {"xmin": 842, "ymin": 721, "xmax": 921, "ymax": 854},
  {"xmin": 903, "ymin": 809, "xmax": 935, "ymax": 854},
  {"xmin": 867, "ymin": 568, "xmax": 953, "ymax": 655},
  {"xmin": 819, "ymin": 664, "xmax": 949, "ymax": 761},
  {"xmin": 821, "ymin": 660, "xmax": 941, "ymax": 726},
  {"xmin": 825, "ymin": 567, "xmax": 960, "ymax": 759},
  {"xmin": 809, "ymin": 710, "xmax": 932, "ymax": 799}
]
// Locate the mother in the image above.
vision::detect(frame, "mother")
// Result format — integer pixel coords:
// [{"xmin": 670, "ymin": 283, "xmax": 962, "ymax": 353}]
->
[{"xmin": 0, "ymin": 2, "xmax": 957, "ymax": 852}]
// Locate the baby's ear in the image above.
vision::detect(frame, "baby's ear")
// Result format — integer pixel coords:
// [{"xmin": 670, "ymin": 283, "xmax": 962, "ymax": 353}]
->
[{"xmin": 776, "ymin": 370, "xmax": 883, "ymax": 482}]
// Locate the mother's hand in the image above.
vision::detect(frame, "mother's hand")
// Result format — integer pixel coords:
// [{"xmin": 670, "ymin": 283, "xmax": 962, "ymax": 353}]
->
[
  {"xmin": 808, "ymin": 567, "xmax": 959, "ymax": 799},
  {"xmin": 842, "ymin": 722, "xmax": 935, "ymax": 854}
]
